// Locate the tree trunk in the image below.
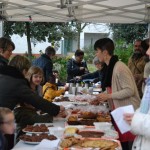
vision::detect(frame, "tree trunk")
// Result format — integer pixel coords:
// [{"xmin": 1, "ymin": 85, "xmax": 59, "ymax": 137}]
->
[
  {"xmin": 26, "ymin": 22, "xmax": 32, "ymax": 61},
  {"xmin": 77, "ymin": 31, "xmax": 80, "ymax": 49},
  {"xmin": 76, "ymin": 22, "xmax": 88, "ymax": 49}
]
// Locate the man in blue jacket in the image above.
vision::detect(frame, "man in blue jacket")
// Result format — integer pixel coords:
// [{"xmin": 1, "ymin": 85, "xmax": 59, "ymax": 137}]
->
[{"xmin": 32, "ymin": 46, "xmax": 55, "ymax": 83}]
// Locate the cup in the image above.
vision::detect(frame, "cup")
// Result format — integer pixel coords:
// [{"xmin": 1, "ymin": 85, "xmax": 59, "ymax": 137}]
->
[
  {"xmin": 88, "ymin": 87, "xmax": 93, "ymax": 94},
  {"xmin": 72, "ymin": 87, "xmax": 77, "ymax": 95}
]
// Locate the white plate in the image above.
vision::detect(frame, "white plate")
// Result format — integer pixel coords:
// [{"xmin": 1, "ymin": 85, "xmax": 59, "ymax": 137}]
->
[
  {"xmin": 22, "ymin": 129, "xmax": 49, "ymax": 134},
  {"xmin": 21, "ymin": 140, "xmax": 40, "ymax": 145}
]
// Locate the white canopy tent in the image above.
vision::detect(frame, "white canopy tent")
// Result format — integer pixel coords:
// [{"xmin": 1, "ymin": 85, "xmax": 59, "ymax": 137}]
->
[{"xmin": 0, "ymin": 0, "xmax": 149, "ymax": 23}]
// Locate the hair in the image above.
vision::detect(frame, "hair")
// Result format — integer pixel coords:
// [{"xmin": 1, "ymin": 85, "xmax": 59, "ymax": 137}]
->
[
  {"xmin": 93, "ymin": 57, "xmax": 101, "ymax": 64},
  {"xmin": 0, "ymin": 107, "xmax": 12, "ymax": 124},
  {"xmin": 0, "ymin": 37, "xmax": 15, "ymax": 53},
  {"xmin": 134, "ymin": 39, "xmax": 142, "ymax": 43},
  {"xmin": 94, "ymin": 38, "xmax": 115, "ymax": 56},
  {"xmin": 26, "ymin": 66, "xmax": 44, "ymax": 83},
  {"xmin": 9, "ymin": 55, "xmax": 31, "ymax": 72},
  {"xmin": 45, "ymin": 46, "xmax": 56, "ymax": 56},
  {"xmin": 141, "ymin": 39, "xmax": 149, "ymax": 53},
  {"xmin": 53, "ymin": 70, "xmax": 59, "ymax": 74},
  {"xmin": 75, "ymin": 49, "xmax": 84, "ymax": 56},
  {"xmin": 48, "ymin": 75, "xmax": 56, "ymax": 84},
  {"xmin": 93, "ymin": 57, "xmax": 105, "ymax": 67}
]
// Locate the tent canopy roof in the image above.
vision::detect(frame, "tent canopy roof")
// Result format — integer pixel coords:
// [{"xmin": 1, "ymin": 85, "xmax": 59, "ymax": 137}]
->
[{"xmin": 0, "ymin": 0, "xmax": 150, "ymax": 23}]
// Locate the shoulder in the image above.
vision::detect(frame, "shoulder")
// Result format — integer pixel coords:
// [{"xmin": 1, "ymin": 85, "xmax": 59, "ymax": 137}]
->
[
  {"xmin": 114, "ymin": 61, "xmax": 128, "ymax": 70},
  {"xmin": 113, "ymin": 61, "xmax": 131, "ymax": 76}
]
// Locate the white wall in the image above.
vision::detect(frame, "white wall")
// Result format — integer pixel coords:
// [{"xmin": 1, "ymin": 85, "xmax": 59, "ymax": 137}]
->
[{"xmin": 10, "ymin": 23, "xmax": 109, "ymax": 54}]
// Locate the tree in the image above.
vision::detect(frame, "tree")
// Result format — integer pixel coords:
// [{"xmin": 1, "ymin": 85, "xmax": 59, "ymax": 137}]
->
[
  {"xmin": 109, "ymin": 24, "xmax": 148, "ymax": 43},
  {"xmin": 3, "ymin": 21, "xmax": 77, "ymax": 59},
  {"xmin": 75, "ymin": 22, "xmax": 88, "ymax": 49}
]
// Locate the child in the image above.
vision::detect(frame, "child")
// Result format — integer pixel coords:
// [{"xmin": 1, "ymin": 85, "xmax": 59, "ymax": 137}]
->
[
  {"xmin": 14, "ymin": 66, "xmax": 53, "ymax": 140},
  {"xmin": 53, "ymin": 70, "xmax": 65, "ymax": 86},
  {"xmin": 43, "ymin": 75, "xmax": 68, "ymax": 102},
  {"xmin": 0, "ymin": 107, "xmax": 15, "ymax": 150},
  {"xmin": 26, "ymin": 66, "xmax": 44, "ymax": 97}
]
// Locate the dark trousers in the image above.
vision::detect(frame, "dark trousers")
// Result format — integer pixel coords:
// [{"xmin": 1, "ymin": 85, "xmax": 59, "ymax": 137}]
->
[{"xmin": 121, "ymin": 141, "xmax": 133, "ymax": 150}]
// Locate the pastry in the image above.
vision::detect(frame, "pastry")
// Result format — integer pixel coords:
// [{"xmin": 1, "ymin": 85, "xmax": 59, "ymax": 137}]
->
[{"xmin": 64, "ymin": 127, "xmax": 78, "ymax": 135}]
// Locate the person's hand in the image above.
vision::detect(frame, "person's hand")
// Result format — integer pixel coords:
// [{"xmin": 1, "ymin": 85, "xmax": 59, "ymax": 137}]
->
[
  {"xmin": 64, "ymin": 85, "xmax": 69, "ymax": 91},
  {"xmin": 96, "ymin": 93, "xmax": 112, "ymax": 102},
  {"xmin": 80, "ymin": 67, "xmax": 85, "ymax": 70},
  {"xmin": 59, "ymin": 105, "xmax": 65, "ymax": 112},
  {"xmin": 76, "ymin": 76, "xmax": 82, "ymax": 80},
  {"xmin": 124, "ymin": 113, "xmax": 134, "ymax": 125}
]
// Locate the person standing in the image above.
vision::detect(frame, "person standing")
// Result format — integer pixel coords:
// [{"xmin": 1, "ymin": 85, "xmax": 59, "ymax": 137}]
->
[
  {"xmin": 0, "ymin": 37, "xmax": 15, "ymax": 66},
  {"xmin": 94, "ymin": 38, "xmax": 140, "ymax": 150},
  {"xmin": 124, "ymin": 40, "xmax": 150, "ymax": 150},
  {"xmin": 32, "ymin": 46, "xmax": 55, "ymax": 83},
  {"xmin": 128, "ymin": 39, "xmax": 146, "ymax": 98},
  {"xmin": 67, "ymin": 49, "xmax": 89, "ymax": 82}
]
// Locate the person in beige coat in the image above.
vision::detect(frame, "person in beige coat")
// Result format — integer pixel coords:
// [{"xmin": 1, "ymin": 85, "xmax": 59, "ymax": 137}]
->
[{"xmin": 94, "ymin": 38, "xmax": 141, "ymax": 150}]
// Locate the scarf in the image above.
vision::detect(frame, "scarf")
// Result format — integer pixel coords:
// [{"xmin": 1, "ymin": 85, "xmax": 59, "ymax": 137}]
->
[
  {"xmin": 140, "ymin": 78, "xmax": 150, "ymax": 114},
  {"xmin": 101, "ymin": 55, "xmax": 119, "ymax": 91}
]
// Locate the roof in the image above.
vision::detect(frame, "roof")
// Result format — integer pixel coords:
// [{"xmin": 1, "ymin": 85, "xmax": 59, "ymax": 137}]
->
[{"xmin": 0, "ymin": 0, "xmax": 150, "ymax": 23}]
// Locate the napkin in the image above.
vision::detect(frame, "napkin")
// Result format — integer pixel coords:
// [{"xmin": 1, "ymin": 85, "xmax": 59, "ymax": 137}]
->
[
  {"xmin": 111, "ymin": 105, "xmax": 134, "ymax": 134},
  {"xmin": 34, "ymin": 139, "xmax": 60, "ymax": 150}
]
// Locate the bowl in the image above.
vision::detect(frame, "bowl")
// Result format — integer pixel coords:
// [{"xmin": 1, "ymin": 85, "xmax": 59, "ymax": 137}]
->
[{"xmin": 93, "ymin": 122, "xmax": 112, "ymax": 131}]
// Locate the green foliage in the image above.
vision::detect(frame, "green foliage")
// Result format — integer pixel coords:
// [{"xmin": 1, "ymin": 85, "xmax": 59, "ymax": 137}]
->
[
  {"xmin": 83, "ymin": 45, "xmax": 95, "ymax": 63},
  {"xmin": 114, "ymin": 40, "xmax": 133, "ymax": 64},
  {"xmin": 53, "ymin": 56, "xmax": 70, "ymax": 82},
  {"xmin": 109, "ymin": 24, "xmax": 148, "ymax": 44}
]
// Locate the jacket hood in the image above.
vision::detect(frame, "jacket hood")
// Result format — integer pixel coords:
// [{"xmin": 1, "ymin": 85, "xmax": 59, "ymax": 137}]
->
[{"xmin": 0, "ymin": 65, "xmax": 25, "ymax": 79}]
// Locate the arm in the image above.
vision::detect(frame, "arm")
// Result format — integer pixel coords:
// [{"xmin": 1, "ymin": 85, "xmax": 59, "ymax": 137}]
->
[
  {"xmin": 82, "ymin": 73, "xmax": 95, "ymax": 80},
  {"xmin": 45, "ymin": 88, "xmax": 65, "ymax": 99},
  {"xmin": 131, "ymin": 111, "xmax": 150, "ymax": 138},
  {"xmin": 17, "ymin": 83, "xmax": 60, "ymax": 116}
]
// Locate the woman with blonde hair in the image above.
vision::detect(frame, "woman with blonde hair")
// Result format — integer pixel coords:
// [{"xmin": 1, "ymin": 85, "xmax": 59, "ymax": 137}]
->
[{"xmin": 26, "ymin": 66, "xmax": 44, "ymax": 96}]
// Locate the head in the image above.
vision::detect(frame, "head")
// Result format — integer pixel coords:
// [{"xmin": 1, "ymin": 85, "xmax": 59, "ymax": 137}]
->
[
  {"xmin": 134, "ymin": 39, "xmax": 142, "ymax": 52},
  {"xmin": 0, "ymin": 107, "xmax": 15, "ymax": 135},
  {"xmin": 93, "ymin": 57, "xmax": 104, "ymax": 70},
  {"xmin": 9, "ymin": 55, "xmax": 31, "ymax": 76},
  {"xmin": 75, "ymin": 49, "xmax": 84, "ymax": 63},
  {"xmin": 0, "ymin": 37, "xmax": 15, "ymax": 60},
  {"xmin": 146, "ymin": 39, "xmax": 150, "ymax": 57},
  {"xmin": 48, "ymin": 75, "xmax": 56, "ymax": 84},
  {"xmin": 26, "ymin": 66, "xmax": 44, "ymax": 86},
  {"xmin": 140, "ymin": 39, "xmax": 150, "ymax": 62},
  {"xmin": 94, "ymin": 38, "xmax": 114, "ymax": 64},
  {"xmin": 45, "ymin": 46, "xmax": 56, "ymax": 59},
  {"xmin": 53, "ymin": 70, "xmax": 59, "ymax": 78}
]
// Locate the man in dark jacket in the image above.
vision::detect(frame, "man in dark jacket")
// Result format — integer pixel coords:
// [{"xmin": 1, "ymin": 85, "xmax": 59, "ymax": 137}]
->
[
  {"xmin": 32, "ymin": 46, "xmax": 55, "ymax": 83},
  {"xmin": 0, "ymin": 37, "xmax": 15, "ymax": 66},
  {"xmin": 67, "ymin": 49, "xmax": 89, "ymax": 82}
]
